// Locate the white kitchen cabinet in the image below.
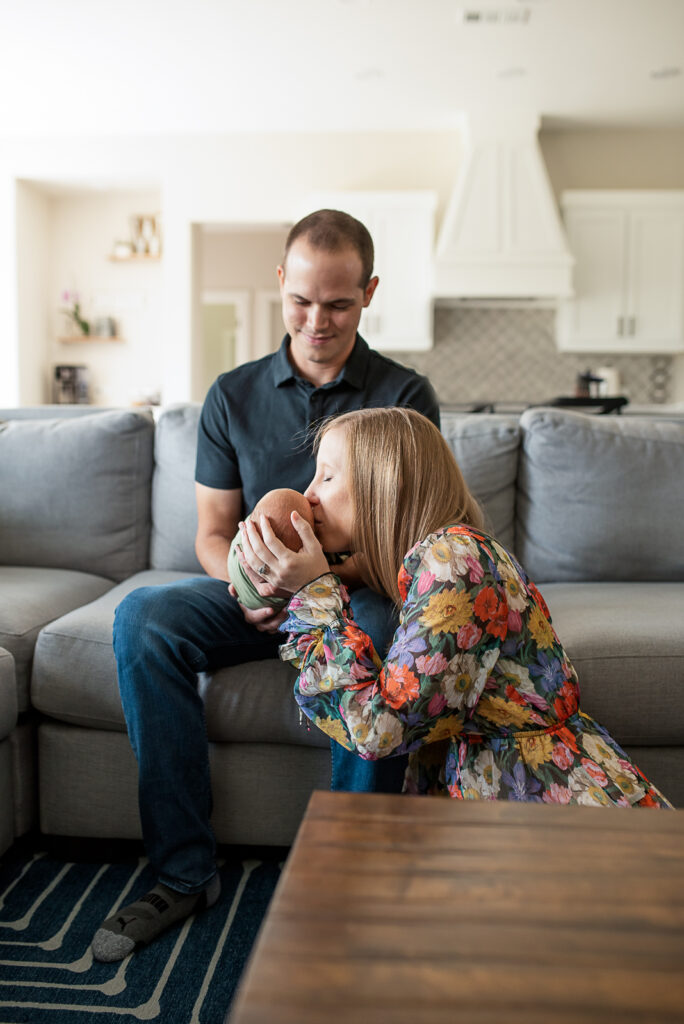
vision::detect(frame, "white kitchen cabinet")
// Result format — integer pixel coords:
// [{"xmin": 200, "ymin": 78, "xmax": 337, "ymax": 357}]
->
[
  {"xmin": 298, "ymin": 191, "xmax": 436, "ymax": 351},
  {"xmin": 557, "ymin": 191, "xmax": 684, "ymax": 354}
]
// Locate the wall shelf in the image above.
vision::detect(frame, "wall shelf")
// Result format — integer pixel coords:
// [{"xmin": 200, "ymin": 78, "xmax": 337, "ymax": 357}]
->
[
  {"xmin": 58, "ymin": 335, "xmax": 124, "ymax": 344},
  {"xmin": 107, "ymin": 253, "xmax": 161, "ymax": 263}
]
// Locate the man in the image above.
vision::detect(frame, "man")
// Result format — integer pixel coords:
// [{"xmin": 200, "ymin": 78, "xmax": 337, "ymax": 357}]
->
[{"xmin": 92, "ymin": 209, "xmax": 439, "ymax": 962}]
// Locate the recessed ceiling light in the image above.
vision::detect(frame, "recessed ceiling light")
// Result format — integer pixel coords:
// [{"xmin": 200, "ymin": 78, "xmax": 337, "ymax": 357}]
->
[
  {"xmin": 497, "ymin": 67, "xmax": 528, "ymax": 79},
  {"xmin": 649, "ymin": 66, "xmax": 682, "ymax": 79},
  {"xmin": 354, "ymin": 67, "xmax": 385, "ymax": 82}
]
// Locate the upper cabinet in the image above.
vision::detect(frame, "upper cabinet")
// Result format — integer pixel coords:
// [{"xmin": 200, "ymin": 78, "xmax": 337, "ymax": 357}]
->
[
  {"xmin": 556, "ymin": 191, "xmax": 684, "ymax": 353},
  {"xmin": 300, "ymin": 191, "xmax": 436, "ymax": 351}
]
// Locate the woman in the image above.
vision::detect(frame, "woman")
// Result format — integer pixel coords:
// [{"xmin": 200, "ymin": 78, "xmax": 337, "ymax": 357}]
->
[{"xmin": 238, "ymin": 408, "xmax": 671, "ymax": 808}]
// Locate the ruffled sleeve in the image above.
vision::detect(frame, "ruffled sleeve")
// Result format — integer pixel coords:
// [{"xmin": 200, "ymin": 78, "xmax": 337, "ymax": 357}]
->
[{"xmin": 280, "ymin": 530, "xmax": 506, "ymax": 759}]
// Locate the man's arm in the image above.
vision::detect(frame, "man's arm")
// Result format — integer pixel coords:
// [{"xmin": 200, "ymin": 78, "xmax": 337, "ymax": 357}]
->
[{"xmin": 195, "ymin": 482, "xmax": 243, "ymax": 582}]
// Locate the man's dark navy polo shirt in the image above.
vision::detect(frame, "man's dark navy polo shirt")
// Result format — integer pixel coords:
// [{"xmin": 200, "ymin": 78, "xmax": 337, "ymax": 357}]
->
[{"xmin": 195, "ymin": 334, "xmax": 440, "ymax": 515}]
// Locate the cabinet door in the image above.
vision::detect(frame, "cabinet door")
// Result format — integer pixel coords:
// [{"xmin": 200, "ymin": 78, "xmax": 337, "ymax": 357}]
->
[
  {"xmin": 556, "ymin": 208, "xmax": 627, "ymax": 351},
  {"xmin": 557, "ymin": 193, "xmax": 684, "ymax": 354},
  {"xmin": 359, "ymin": 199, "xmax": 434, "ymax": 351},
  {"xmin": 298, "ymin": 191, "xmax": 435, "ymax": 351},
  {"xmin": 627, "ymin": 210, "xmax": 684, "ymax": 351}
]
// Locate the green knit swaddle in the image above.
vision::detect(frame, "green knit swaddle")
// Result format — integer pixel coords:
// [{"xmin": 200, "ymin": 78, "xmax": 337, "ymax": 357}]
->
[{"xmin": 227, "ymin": 520, "xmax": 289, "ymax": 610}]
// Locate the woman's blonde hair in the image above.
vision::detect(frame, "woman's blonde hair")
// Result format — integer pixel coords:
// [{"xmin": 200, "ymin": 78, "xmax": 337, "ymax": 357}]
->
[{"xmin": 316, "ymin": 408, "xmax": 484, "ymax": 606}]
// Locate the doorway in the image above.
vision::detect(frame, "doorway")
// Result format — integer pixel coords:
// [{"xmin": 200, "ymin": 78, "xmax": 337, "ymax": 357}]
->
[
  {"xmin": 254, "ymin": 289, "xmax": 285, "ymax": 360},
  {"xmin": 194, "ymin": 223, "xmax": 290, "ymax": 397},
  {"xmin": 198, "ymin": 290, "xmax": 250, "ymax": 397}
]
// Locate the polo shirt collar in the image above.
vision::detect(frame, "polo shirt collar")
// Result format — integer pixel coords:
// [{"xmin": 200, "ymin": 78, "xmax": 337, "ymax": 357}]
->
[
  {"xmin": 272, "ymin": 337, "xmax": 297, "ymax": 386},
  {"xmin": 272, "ymin": 335, "xmax": 370, "ymax": 390}
]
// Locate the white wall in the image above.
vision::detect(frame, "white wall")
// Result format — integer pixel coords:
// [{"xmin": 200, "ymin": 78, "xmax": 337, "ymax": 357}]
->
[
  {"xmin": 540, "ymin": 129, "xmax": 684, "ymax": 197},
  {"xmin": 2, "ymin": 127, "xmax": 684, "ymax": 406},
  {"xmin": 46, "ymin": 188, "xmax": 163, "ymax": 405},
  {"xmin": 15, "ymin": 181, "xmax": 51, "ymax": 404},
  {"xmin": 0, "ymin": 136, "xmax": 170, "ymax": 406},
  {"xmin": 0, "ymin": 175, "xmax": 20, "ymax": 407},
  {"xmin": 200, "ymin": 228, "xmax": 288, "ymax": 291},
  {"xmin": 161, "ymin": 132, "xmax": 462, "ymax": 400}
]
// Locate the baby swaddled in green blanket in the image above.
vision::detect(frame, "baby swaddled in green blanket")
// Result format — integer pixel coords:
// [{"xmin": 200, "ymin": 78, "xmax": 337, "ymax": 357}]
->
[{"xmin": 228, "ymin": 488, "xmax": 315, "ymax": 609}]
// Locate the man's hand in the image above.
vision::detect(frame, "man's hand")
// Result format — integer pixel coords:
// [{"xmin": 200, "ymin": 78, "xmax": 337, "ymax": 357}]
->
[{"xmin": 228, "ymin": 584, "xmax": 288, "ymax": 633}]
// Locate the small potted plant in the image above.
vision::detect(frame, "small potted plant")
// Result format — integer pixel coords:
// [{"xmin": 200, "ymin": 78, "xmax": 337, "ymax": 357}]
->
[{"xmin": 61, "ymin": 290, "xmax": 91, "ymax": 337}]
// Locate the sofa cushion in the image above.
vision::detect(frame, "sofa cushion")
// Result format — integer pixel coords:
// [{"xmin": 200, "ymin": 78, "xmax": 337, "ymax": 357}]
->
[
  {"xmin": 0, "ymin": 405, "xmax": 116, "ymax": 420},
  {"xmin": 0, "ymin": 648, "xmax": 17, "ymax": 739},
  {"xmin": 539, "ymin": 581, "xmax": 684, "ymax": 749},
  {"xmin": 0, "ymin": 567, "xmax": 113, "ymax": 712},
  {"xmin": 31, "ymin": 569, "xmax": 327, "ymax": 749},
  {"xmin": 440, "ymin": 413, "xmax": 520, "ymax": 551},
  {"xmin": 0, "ymin": 410, "xmax": 154, "ymax": 582},
  {"xmin": 517, "ymin": 408, "xmax": 684, "ymax": 582},
  {"xmin": 31, "ymin": 570, "xmax": 184, "ymax": 731},
  {"xmin": 38, "ymin": 722, "xmax": 330, "ymax": 844},
  {"xmin": 150, "ymin": 404, "xmax": 203, "ymax": 573}
]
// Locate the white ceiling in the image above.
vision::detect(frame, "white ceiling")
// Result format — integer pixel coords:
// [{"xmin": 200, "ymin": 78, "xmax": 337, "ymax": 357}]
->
[{"xmin": 1, "ymin": 0, "xmax": 683, "ymax": 137}]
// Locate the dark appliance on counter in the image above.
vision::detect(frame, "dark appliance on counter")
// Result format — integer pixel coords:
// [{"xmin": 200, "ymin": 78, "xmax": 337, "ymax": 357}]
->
[
  {"xmin": 53, "ymin": 365, "xmax": 90, "ymax": 405},
  {"xmin": 575, "ymin": 368, "xmax": 606, "ymax": 398},
  {"xmin": 441, "ymin": 396, "xmax": 629, "ymax": 416},
  {"xmin": 549, "ymin": 395, "xmax": 628, "ymax": 415}
]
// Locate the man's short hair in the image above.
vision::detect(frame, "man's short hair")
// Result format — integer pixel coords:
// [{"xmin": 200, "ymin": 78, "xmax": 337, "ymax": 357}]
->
[{"xmin": 283, "ymin": 209, "xmax": 374, "ymax": 288}]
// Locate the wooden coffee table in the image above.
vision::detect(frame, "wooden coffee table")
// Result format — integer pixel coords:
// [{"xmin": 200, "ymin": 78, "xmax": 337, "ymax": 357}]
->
[{"xmin": 229, "ymin": 791, "xmax": 684, "ymax": 1023}]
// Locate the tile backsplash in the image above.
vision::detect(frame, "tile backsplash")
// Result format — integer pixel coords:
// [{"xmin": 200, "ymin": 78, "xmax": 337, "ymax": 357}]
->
[{"xmin": 384, "ymin": 306, "xmax": 672, "ymax": 406}]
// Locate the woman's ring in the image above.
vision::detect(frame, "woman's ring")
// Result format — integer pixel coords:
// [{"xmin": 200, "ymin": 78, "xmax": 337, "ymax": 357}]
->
[{"xmin": 258, "ymin": 563, "xmax": 270, "ymax": 577}]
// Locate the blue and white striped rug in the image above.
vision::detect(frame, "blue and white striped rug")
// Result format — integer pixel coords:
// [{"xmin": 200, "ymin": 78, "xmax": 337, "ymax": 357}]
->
[{"xmin": 0, "ymin": 849, "xmax": 281, "ymax": 1023}]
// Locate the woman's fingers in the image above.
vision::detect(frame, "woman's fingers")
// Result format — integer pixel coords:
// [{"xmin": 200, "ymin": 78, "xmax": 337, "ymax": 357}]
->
[
  {"xmin": 240, "ymin": 509, "xmax": 329, "ymax": 594},
  {"xmin": 291, "ymin": 510, "xmax": 322, "ymax": 552},
  {"xmin": 258, "ymin": 514, "xmax": 289, "ymax": 558},
  {"xmin": 240, "ymin": 518, "xmax": 272, "ymax": 570}
]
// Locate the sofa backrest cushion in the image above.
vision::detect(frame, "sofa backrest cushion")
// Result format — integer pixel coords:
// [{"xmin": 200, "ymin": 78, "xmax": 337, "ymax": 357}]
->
[
  {"xmin": 440, "ymin": 412, "xmax": 520, "ymax": 552},
  {"xmin": 516, "ymin": 408, "xmax": 684, "ymax": 582},
  {"xmin": 150, "ymin": 404, "xmax": 204, "ymax": 573},
  {"xmin": 0, "ymin": 410, "xmax": 154, "ymax": 582}
]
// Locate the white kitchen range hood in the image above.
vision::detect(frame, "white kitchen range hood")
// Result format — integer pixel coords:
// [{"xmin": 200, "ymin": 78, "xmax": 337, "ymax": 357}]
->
[{"xmin": 434, "ymin": 111, "xmax": 574, "ymax": 301}]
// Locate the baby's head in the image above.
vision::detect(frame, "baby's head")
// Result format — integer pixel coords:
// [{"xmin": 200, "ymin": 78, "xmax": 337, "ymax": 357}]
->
[
  {"xmin": 228, "ymin": 488, "xmax": 316, "ymax": 610},
  {"xmin": 249, "ymin": 488, "xmax": 315, "ymax": 551}
]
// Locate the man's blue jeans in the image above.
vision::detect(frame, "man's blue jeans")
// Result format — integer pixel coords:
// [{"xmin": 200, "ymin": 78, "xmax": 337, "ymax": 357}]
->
[
  {"xmin": 327, "ymin": 587, "xmax": 405, "ymax": 793},
  {"xmin": 113, "ymin": 577, "xmax": 405, "ymax": 893}
]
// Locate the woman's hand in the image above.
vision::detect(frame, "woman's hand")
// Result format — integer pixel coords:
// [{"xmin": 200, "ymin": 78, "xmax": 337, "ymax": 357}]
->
[{"xmin": 238, "ymin": 511, "xmax": 330, "ymax": 597}]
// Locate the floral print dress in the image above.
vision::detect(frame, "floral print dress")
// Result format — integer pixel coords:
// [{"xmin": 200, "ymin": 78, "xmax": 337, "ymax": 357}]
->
[{"xmin": 280, "ymin": 525, "xmax": 671, "ymax": 808}]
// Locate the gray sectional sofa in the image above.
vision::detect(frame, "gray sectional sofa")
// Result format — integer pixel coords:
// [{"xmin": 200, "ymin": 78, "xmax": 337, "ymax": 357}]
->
[{"xmin": 1, "ymin": 403, "xmax": 683, "ymax": 856}]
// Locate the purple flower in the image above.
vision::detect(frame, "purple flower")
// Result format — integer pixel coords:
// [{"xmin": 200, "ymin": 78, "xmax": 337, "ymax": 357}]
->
[
  {"xmin": 387, "ymin": 620, "xmax": 427, "ymax": 668},
  {"xmin": 405, "ymin": 710, "xmax": 424, "ymax": 727},
  {"xmin": 529, "ymin": 651, "xmax": 565, "ymax": 693},
  {"xmin": 502, "ymin": 761, "xmax": 542, "ymax": 802}
]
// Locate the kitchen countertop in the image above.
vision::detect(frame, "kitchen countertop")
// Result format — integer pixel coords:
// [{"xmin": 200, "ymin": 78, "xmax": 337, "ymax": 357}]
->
[
  {"xmin": 621, "ymin": 402, "xmax": 684, "ymax": 416},
  {"xmin": 440, "ymin": 400, "xmax": 684, "ymax": 419}
]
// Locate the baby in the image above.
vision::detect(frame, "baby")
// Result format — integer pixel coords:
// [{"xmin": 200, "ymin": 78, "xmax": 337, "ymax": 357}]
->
[{"xmin": 228, "ymin": 488, "xmax": 315, "ymax": 610}]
